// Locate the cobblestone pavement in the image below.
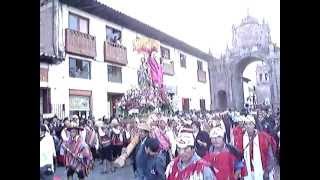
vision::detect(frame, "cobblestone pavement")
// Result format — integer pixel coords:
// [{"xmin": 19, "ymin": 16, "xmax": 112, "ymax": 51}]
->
[
  {"xmin": 54, "ymin": 160, "xmax": 135, "ymax": 180},
  {"xmin": 53, "ymin": 160, "xmax": 280, "ymax": 180}
]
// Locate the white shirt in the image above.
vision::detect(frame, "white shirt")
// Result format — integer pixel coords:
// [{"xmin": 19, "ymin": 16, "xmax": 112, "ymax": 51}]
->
[
  {"xmin": 94, "ymin": 133, "xmax": 99, "ymax": 150},
  {"xmin": 166, "ymin": 128, "xmax": 177, "ymax": 156},
  {"xmin": 80, "ymin": 128, "xmax": 86, "ymax": 141},
  {"xmin": 61, "ymin": 128, "xmax": 70, "ymax": 142},
  {"xmin": 40, "ymin": 134, "xmax": 56, "ymax": 171}
]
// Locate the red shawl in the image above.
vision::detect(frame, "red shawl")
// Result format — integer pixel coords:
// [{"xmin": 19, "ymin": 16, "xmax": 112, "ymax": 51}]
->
[{"xmin": 168, "ymin": 157, "xmax": 211, "ymax": 180}]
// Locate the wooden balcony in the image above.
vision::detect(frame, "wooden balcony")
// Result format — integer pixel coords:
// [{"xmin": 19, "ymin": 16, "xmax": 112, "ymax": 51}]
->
[
  {"xmin": 104, "ymin": 41, "xmax": 128, "ymax": 65},
  {"xmin": 65, "ymin": 29, "xmax": 96, "ymax": 58},
  {"xmin": 163, "ymin": 62, "xmax": 175, "ymax": 76},
  {"xmin": 197, "ymin": 70, "xmax": 206, "ymax": 83}
]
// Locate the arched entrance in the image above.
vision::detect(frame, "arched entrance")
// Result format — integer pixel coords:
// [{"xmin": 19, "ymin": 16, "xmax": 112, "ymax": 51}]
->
[
  {"xmin": 209, "ymin": 15, "xmax": 280, "ymax": 111},
  {"xmin": 231, "ymin": 56, "xmax": 272, "ymax": 110},
  {"xmin": 217, "ymin": 90, "xmax": 227, "ymax": 110}
]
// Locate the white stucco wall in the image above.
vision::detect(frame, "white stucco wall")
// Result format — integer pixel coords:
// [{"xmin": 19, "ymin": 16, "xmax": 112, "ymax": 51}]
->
[{"xmin": 46, "ymin": 4, "xmax": 211, "ymax": 118}]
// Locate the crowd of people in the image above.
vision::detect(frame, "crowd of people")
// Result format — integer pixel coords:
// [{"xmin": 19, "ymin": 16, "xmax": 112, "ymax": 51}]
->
[{"xmin": 40, "ymin": 106, "xmax": 280, "ymax": 180}]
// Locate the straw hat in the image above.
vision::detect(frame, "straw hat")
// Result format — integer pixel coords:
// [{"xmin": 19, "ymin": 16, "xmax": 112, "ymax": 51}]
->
[
  {"xmin": 210, "ymin": 127, "xmax": 225, "ymax": 138},
  {"xmin": 176, "ymin": 132, "xmax": 195, "ymax": 148}
]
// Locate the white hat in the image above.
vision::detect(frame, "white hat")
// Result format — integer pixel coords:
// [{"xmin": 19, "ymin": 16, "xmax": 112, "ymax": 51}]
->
[
  {"xmin": 112, "ymin": 128, "xmax": 121, "ymax": 134},
  {"xmin": 72, "ymin": 115, "xmax": 79, "ymax": 119},
  {"xmin": 95, "ymin": 120, "xmax": 104, "ymax": 128},
  {"xmin": 129, "ymin": 108, "xmax": 139, "ymax": 115},
  {"xmin": 43, "ymin": 113, "xmax": 54, "ymax": 119},
  {"xmin": 210, "ymin": 127, "xmax": 225, "ymax": 138},
  {"xmin": 135, "ymin": 117, "xmax": 140, "ymax": 124},
  {"xmin": 176, "ymin": 132, "xmax": 194, "ymax": 148},
  {"xmin": 183, "ymin": 118, "xmax": 193, "ymax": 125},
  {"xmin": 67, "ymin": 121, "xmax": 84, "ymax": 131},
  {"xmin": 110, "ymin": 118, "xmax": 119, "ymax": 126}
]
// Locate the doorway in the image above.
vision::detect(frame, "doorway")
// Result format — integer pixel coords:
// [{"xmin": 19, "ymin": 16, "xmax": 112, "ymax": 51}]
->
[
  {"xmin": 108, "ymin": 92, "xmax": 124, "ymax": 118},
  {"xmin": 217, "ymin": 90, "xmax": 227, "ymax": 110}
]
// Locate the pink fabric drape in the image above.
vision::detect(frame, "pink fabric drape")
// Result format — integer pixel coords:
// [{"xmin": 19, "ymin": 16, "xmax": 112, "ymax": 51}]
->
[{"xmin": 147, "ymin": 56, "xmax": 163, "ymax": 86}]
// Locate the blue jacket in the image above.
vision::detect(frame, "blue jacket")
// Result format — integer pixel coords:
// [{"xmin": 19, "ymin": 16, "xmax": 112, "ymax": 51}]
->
[
  {"xmin": 135, "ymin": 137, "xmax": 149, "ymax": 180},
  {"xmin": 144, "ymin": 151, "xmax": 166, "ymax": 180}
]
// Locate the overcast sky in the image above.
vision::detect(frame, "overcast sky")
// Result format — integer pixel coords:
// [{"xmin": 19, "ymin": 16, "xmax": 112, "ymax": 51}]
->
[{"xmin": 99, "ymin": 0, "xmax": 280, "ymax": 57}]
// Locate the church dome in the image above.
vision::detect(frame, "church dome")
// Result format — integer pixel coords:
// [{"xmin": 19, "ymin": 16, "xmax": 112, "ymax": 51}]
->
[{"xmin": 240, "ymin": 15, "xmax": 259, "ymax": 26}]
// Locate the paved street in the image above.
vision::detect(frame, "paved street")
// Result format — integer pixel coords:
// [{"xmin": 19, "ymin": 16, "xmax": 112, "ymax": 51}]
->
[{"xmin": 54, "ymin": 160, "xmax": 135, "ymax": 180}]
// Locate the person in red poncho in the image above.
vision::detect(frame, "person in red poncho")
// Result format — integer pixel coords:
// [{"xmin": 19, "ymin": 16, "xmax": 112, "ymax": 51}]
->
[
  {"xmin": 61, "ymin": 122, "xmax": 93, "ymax": 180},
  {"xmin": 165, "ymin": 132, "xmax": 215, "ymax": 180},
  {"xmin": 240, "ymin": 115, "xmax": 277, "ymax": 180},
  {"xmin": 203, "ymin": 126, "xmax": 242, "ymax": 180}
]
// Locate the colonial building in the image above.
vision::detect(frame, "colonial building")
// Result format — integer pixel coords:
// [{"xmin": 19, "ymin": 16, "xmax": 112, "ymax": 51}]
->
[
  {"xmin": 40, "ymin": 0, "xmax": 212, "ymax": 119},
  {"xmin": 40, "ymin": 0, "xmax": 64, "ymax": 117}
]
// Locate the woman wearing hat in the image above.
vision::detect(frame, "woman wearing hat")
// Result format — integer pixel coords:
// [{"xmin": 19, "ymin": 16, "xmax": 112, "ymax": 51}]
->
[{"xmin": 60, "ymin": 122, "xmax": 93, "ymax": 180}]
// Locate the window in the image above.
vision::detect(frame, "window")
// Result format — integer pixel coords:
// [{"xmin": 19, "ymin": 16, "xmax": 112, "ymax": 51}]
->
[
  {"xmin": 108, "ymin": 65, "xmax": 122, "ymax": 83},
  {"xmin": 180, "ymin": 53, "xmax": 186, "ymax": 68},
  {"xmin": 197, "ymin": 61, "xmax": 203, "ymax": 71},
  {"xmin": 69, "ymin": 58, "xmax": 91, "ymax": 79},
  {"xmin": 182, "ymin": 98, "xmax": 190, "ymax": 112},
  {"xmin": 106, "ymin": 26, "xmax": 122, "ymax": 44},
  {"xmin": 68, "ymin": 13, "xmax": 89, "ymax": 34},
  {"xmin": 160, "ymin": 46, "xmax": 170, "ymax": 59},
  {"xmin": 265, "ymin": 73, "xmax": 268, "ymax": 80},
  {"xmin": 200, "ymin": 99, "xmax": 206, "ymax": 111},
  {"xmin": 40, "ymin": 88, "xmax": 51, "ymax": 114}
]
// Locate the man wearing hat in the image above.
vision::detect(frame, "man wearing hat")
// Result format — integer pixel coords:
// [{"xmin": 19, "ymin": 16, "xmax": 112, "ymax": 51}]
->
[
  {"xmin": 239, "ymin": 115, "xmax": 277, "ymax": 180},
  {"xmin": 72, "ymin": 115, "xmax": 80, "ymax": 126},
  {"xmin": 204, "ymin": 127, "xmax": 242, "ymax": 180},
  {"xmin": 113, "ymin": 121, "xmax": 153, "ymax": 178},
  {"xmin": 165, "ymin": 132, "xmax": 215, "ymax": 180},
  {"xmin": 134, "ymin": 122, "xmax": 152, "ymax": 179},
  {"xmin": 61, "ymin": 122, "xmax": 93, "ymax": 180}
]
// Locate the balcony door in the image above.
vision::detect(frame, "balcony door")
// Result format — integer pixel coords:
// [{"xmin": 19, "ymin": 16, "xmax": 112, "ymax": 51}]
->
[
  {"xmin": 108, "ymin": 93, "xmax": 124, "ymax": 118},
  {"xmin": 182, "ymin": 98, "xmax": 190, "ymax": 112}
]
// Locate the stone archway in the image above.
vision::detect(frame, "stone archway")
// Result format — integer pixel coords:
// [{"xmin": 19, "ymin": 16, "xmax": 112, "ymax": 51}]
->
[
  {"xmin": 230, "ymin": 56, "xmax": 271, "ymax": 110},
  {"xmin": 208, "ymin": 15, "xmax": 280, "ymax": 111},
  {"xmin": 217, "ymin": 90, "xmax": 228, "ymax": 110}
]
